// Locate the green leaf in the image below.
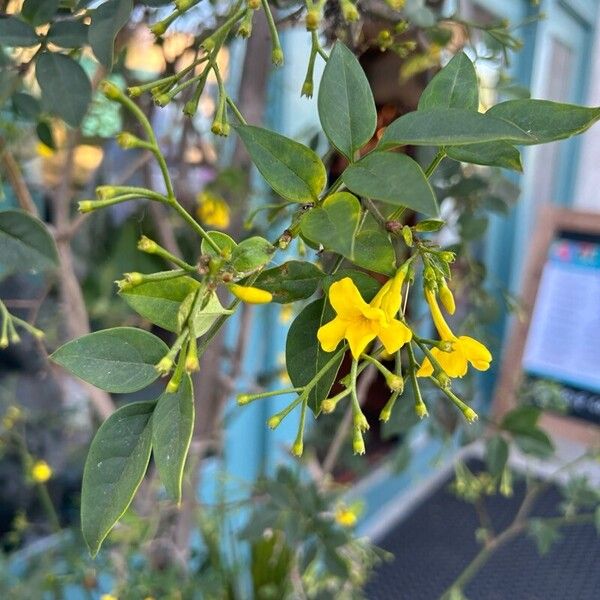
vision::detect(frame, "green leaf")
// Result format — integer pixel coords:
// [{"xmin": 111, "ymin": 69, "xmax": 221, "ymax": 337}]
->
[
  {"xmin": 286, "ymin": 299, "xmax": 344, "ymax": 413},
  {"xmin": 514, "ymin": 428, "xmax": 554, "ymax": 458},
  {"xmin": 47, "ymin": 21, "xmax": 89, "ymax": 48},
  {"xmin": 81, "ymin": 400, "xmax": 154, "ymax": 556},
  {"xmin": 121, "ymin": 278, "xmax": 230, "ymax": 335},
  {"xmin": 0, "ymin": 16, "xmax": 39, "ymax": 47},
  {"xmin": 446, "ymin": 141, "xmax": 522, "ymax": 171},
  {"xmin": 12, "ymin": 92, "xmax": 41, "ymax": 120},
  {"xmin": 300, "ymin": 192, "xmax": 396, "ymax": 275},
  {"xmin": 231, "ymin": 236, "xmax": 275, "ymax": 273},
  {"xmin": 36, "ymin": 53, "xmax": 91, "ymax": 127},
  {"xmin": 487, "ymin": 99, "xmax": 600, "ymax": 145},
  {"xmin": 89, "ymin": 0, "xmax": 132, "ymax": 68},
  {"xmin": 317, "ymin": 42, "xmax": 377, "ymax": 160},
  {"xmin": 22, "ymin": 0, "xmax": 59, "ymax": 26},
  {"xmin": 342, "ymin": 152, "xmax": 438, "ymax": 217},
  {"xmin": 51, "ymin": 327, "xmax": 168, "ymax": 393},
  {"xmin": 236, "ymin": 125, "xmax": 327, "ymax": 203},
  {"xmin": 0, "ymin": 210, "xmax": 58, "ymax": 273},
  {"xmin": 253, "ymin": 261, "xmax": 324, "ymax": 303},
  {"xmin": 380, "ymin": 108, "xmax": 533, "ymax": 148},
  {"xmin": 528, "ymin": 519, "xmax": 562, "ymax": 555},
  {"xmin": 485, "ymin": 435, "xmax": 509, "ymax": 477},
  {"xmin": 418, "ymin": 52, "xmax": 478, "ymax": 111},
  {"xmin": 152, "ymin": 374, "xmax": 194, "ymax": 503},
  {"xmin": 201, "ymin": 230, "xmax": 236, "ymax": 258},
  {"xmin": 500, "ymin": 405, "xmax": 541, "ymax": 434},
  {"xmin": 36, "ymin": 121, "xmax": 56, "ymax": 150}
]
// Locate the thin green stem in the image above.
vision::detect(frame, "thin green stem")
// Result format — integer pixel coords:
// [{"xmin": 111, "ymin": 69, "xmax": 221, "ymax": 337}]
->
[{"xmin": 424, "ymin": 149, "xmax": 446, "ymax": 179}]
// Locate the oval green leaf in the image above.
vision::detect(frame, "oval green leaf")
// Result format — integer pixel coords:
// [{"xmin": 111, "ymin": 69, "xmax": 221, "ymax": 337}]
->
[
  {"xmin": 36, "ymin": 52, "xmax": 91, "ymax": 127},
  {"xmin": 286, "ymin": 299, "xmax": 344, "ymax": 414},
  {"xmin": 380, "ymin": 108, "xmax": 534, "ymax": 148},
  {"xmin": 51, "ymin": 327, "xmax": 168, "ymax": 393},
  {"xmin": 0, "ymin": 210, "xmax": 58, "ymax": 274},
  {"xmin": 236, "ymin": 125, "xmax": 327, "ymax": 203},
  {"xmin": 446, "ymin": 141, "xmax": 522, "ymax": 172},
  {"xmin": 47, "ymin": 21, "xmax": 89, "ymax": 48},
  {"xmin": 342, "ymin": 152, "xmax": 438, "ymax": 217},
  {"xmin": 231, "ymin": 236, "xmax": 275, "ymax": 273},
  {"xmin": 89, "ymin": 0, "xmax": 132, "ymax": 68},
  {"xmin": 317, "ymin": 42, "xmax": 377, "ymax": 160},
  {"xmin": 418, "ymin": 52, "xmax": 479, "ymax": 111},
  {"xmin": 152, "ymin": 374, "xmax": 194, "ymax": 503},
  {"xmin": 0, "ymin": 16, "xmax": 39, "ymax": 47},
  {"xmin": 81, "ymin": 400, "xmax": 154, "ymax": 556},
  {"xmin": 22, "ymin": 0, "xmax": 59, "ymax": 26},
  {"xmin": 487, "ymin": 99, "xmax": 600, "ymax": 145},
  {"xmin": 252, "ymin": 261, "xmax": 324, "ymax": 303},
  {"xmin": 300, "ymin": 192, "xmax": 396, "ymax": 275}
]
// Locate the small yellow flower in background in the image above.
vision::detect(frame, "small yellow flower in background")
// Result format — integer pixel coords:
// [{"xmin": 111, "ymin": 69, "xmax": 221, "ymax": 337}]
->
[
  {"xmin": 279, "ymin": 304, "xmax": 293, "ymax": 324},
  {"xmin": 36, "ymin": 142, "xmax": 55, "ymax": 158},
  {"xmin": 100, "ymin": 594, "xmax": 118, "ymax": 600},
  {"xmin": 317, "ymin": 268, "xmax": 412, "ymax": 360},
  {"xmin": 228, "ymin": 283, "xmax": 273, "ymax": 304},
  {"xmin": 196, "ymin": 190, "xmax": 230, "ymax": 229},
  {"xmin": 31, "ymin": 460, "xmax": 53, "ymax": 483},
  {"xmin": 335, "ymin": 503, "xmax": 361, "ymax": 527},
  {"xmin": 417, "ymin": 288, "xmax": 492, "ymax": 378}
]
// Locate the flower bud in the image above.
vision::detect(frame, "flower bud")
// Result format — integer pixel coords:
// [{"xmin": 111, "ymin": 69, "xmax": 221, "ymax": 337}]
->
[
  {"xmin": 237, "ymin": 394, "xmax": 252, "ymax": 405},
  {"xmin": 0, "ymin": 335, "xmax": 9, "ymax": 349},
  {"xmin": 155, "ymin": 356, "xmax": 174, "ymax": 376},
  {"xmin": 379, "ymin": 405, "xmax": 392, "ymax": 422},
  {"xmin": 175, "ymin": 0, "xmax": 197, "ymax": 10},
  {"xmin": 271, "ymin": 47, "xmax": 284, "ymax": 67},
  {"xmin": 352, "ymin": 428, "xmax": 365, "ymax": 455},
  {"xmin": 377, "ymin": 30, "xmax": 393, "ymax": 51},
  {"xmin": 248, "ymin": 0, "xmax": 260, "ymax": 8},
  {"xmin": 462, "ymin": 407, "xmax": 478, "ymax": 423},
  {"xmin": 415, "ymin": 400, "xmax": 429, "ymax": 419},
  {"xmin": 228, "ymin": 284, "xmax": 273, "ymax": 304},
  {"xmin": 440, "ymin": 251, "xmax": 456, "ymax": 263},
  {"xmin": 31, "ymin": 460, "xmax": 52, "ymax": 483},
  {"xmin": 500, "ymin": 467, "xmax": 513, "ymax": 497},
  {"xmin": 301, "ymin": 80, "xmax": 314, "ymax": 98},
  {"xmin": 267, "ymin": 414, "xmax": 282, "ymax": 429},
  {"xmin": 78, "ymin": 200, "xmax": 96, "ymax": 214},
  {"xmin": 127, "ymin": 86, "xmax": 143, "ymax": 98},
  {"xmin": 402, "ymin": 225, "xmax": 413, "ymax": 247},
  {"xmin": 353, "ymin": 411, "xmax": 369, "ymax": 432},
  {"xmin": 100, "ymin": 80, "xmax": 122, "ymax": 100},
  {"xmin": 166, "ymin": 376, "xmax": 181, "ymax": 393},
  {"xmin": 116, "ymin": 132, "xmax": 145, "ymax": 149},
  {"xmin": 150, "ymin": 20, "xmax": 168, "ymax": 37},
  {"xmin": 96, "ymin": 185, "xmax": 118, "ymax": 199},
  {"xmin": 185, "ymin": 355, "xmax": 200, "ymax": 373},
  {"xmin": 321, "ymin": 399, "xmax": 336, "ymax": 414},
  {"xmin": 341, "ymin": 0, "xmax": 359, "ymax": 22},
  {"xmin": 154, "ymin": 93, "xmax": 172, "ymax": 108},
  {"xmin": 291, "ymin": 440, "xmax": 303, "ymax": 457},
  {"xmin": 137, "ymin": 235, "xmax": 158, "ymax": 254},
  {"xmin": 386, "ymin": 0, "xmax": 405, "ymax": 9},
  {"xmin": 386, "ymin": 375, "xmax": 404, "ymax": 393},
  {"xmin": 436, "ymin": 371, "xmax": 451, "ymax": 390},
  {"xmin": 439, "ymin": 282, "xmax": 456, "ymax": 315},
  {"xmin": 10, "ymin": 330, "xmax": 20, "ymax": 344},
  {"xmin": 305, "ymin": 10, "xmax": 320, "ymax": 31}
]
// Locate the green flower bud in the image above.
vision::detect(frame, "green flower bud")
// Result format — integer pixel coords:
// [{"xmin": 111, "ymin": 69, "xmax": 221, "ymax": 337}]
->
[
  {"xmin": 291, "ymin": 440, "xmax": 303, "ymax": 457},
  {"xmin": 415, "ymin": 400, "xmax": 429, "ymax": 419},
  {"xmin": 462, "ymin": 407, "xmax": 478, "ymax": 423},
  {"xmin": 271, "ymin": 47, "xmax": 284, "ymax": 67},
  {"xmin": 100, "ymin": 80, "xmax": 122, "ymax": 100},
  {"xmin": 305, "ymin": 10, "xmax": 320, "ymax": 31},
  {"xmin": 352, "ymin": 428, "xmax": 365, "ymax": 455}
]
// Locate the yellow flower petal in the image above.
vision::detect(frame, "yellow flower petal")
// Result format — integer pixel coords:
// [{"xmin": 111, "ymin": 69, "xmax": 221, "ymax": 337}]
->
[
  {"xmin": 457, "ymin": 336, "xmax": 492, "ymax": 371},
  {"xmin": 377, "ymin": 318, "xmax": 412, "ymax": 354},
  {"xmin": 317, "ymin": 317, "xmax": 348, "ymax": 352},
  {"xmin": 424, "ymin": 288, "xmax": 454, "ymax": 340},
  {"xmin": 436, "ymin": 345, "xmax": 469, "ymax": 377},
  {"xmin": 328, "ymin": 278, "xmax": 370, "ymax": 320},
  {"xmin": 31, "ymin": 460, "xmax": 52, "ymax": 483},
  {"xmin": 416, "ymin": 357, "xmax": 434, "ymax": 377},
  {"xmin": 345, "ymin": 319, "xmax": 378, "ymax": 359}
]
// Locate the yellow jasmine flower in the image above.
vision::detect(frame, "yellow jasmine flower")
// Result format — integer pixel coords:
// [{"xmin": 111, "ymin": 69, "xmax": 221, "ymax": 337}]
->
[
  {"xmin": 100, "ymin": 595, "xmax": 118, "ymax": 600},
  {"xmin": 31, "ymin": 460, "xmax": 53, "ymax": 483},
  {"xmin": 196, "ymin": 191, "xmax": 230, "ymax": 229},
  {"xmin": 335, "ymin": 505, "xmax": 358, "ymax": 527},
  {"xmin": 417, "ymin": 288, "xmax": 492, "ymax": 378},
  {"xmin": 228, "ymin": 283, "xmax": 273, "ymax": 304},
  {"xmin": 317, "ymin": 269, "xmax": 412, "ymax": 360},
  {"xmin": 36, "ymin": 142, "xmax": 55, "ymax": 158}
]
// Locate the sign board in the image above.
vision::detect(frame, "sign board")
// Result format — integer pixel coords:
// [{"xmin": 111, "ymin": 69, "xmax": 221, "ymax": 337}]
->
[{"xmin": 494, "ymin": 206, "xmax": 600, "ymax": 445}]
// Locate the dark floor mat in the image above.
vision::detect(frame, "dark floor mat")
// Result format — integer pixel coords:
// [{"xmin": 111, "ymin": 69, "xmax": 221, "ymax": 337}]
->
[{"xmin": 365, "ymin": 460, "xmax": 599, "ymax": 600}]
